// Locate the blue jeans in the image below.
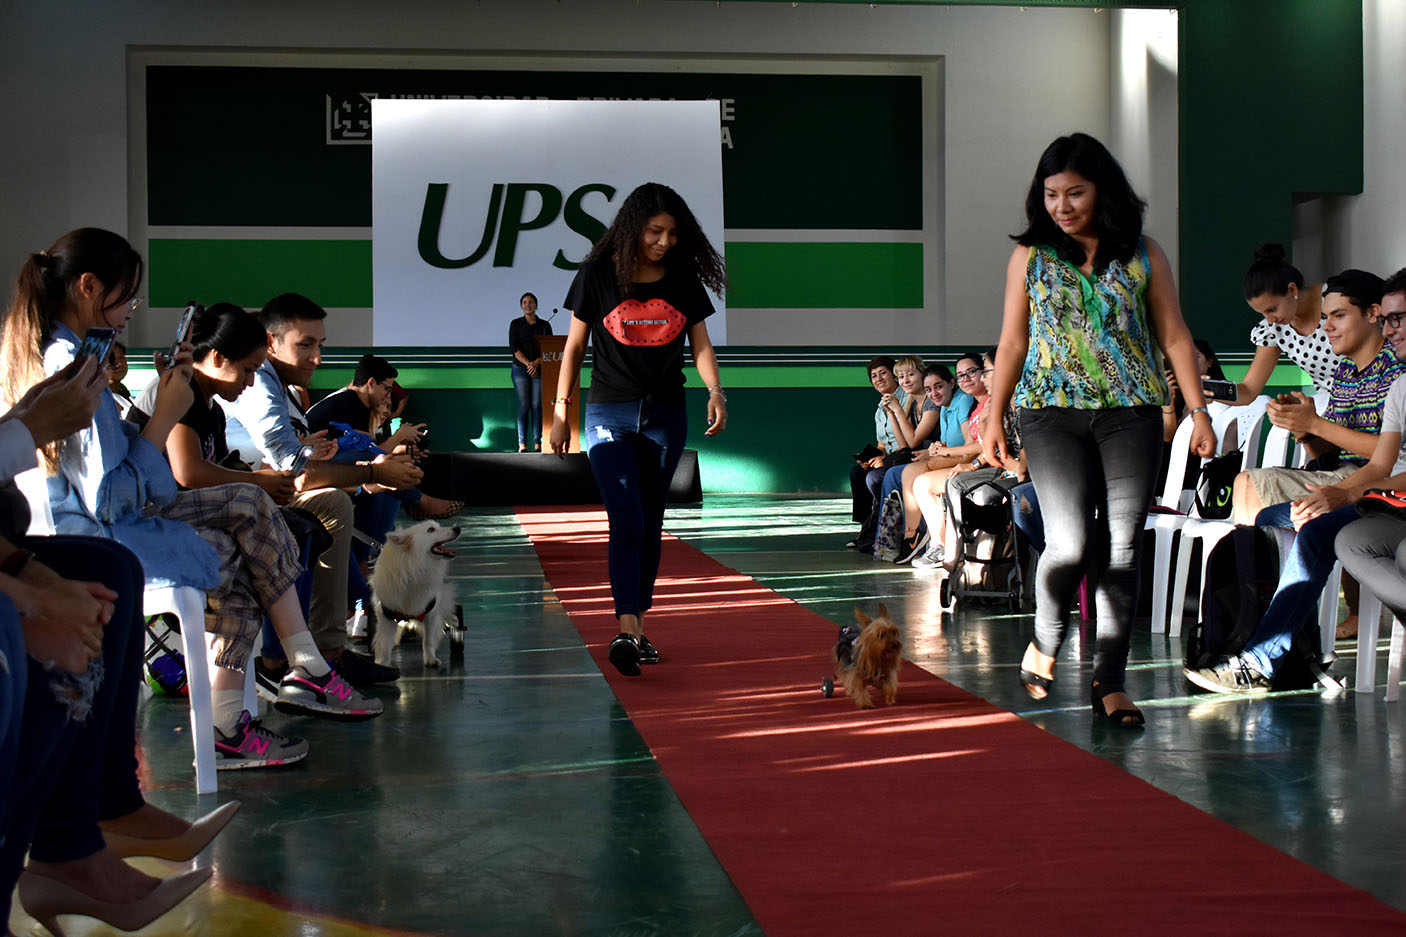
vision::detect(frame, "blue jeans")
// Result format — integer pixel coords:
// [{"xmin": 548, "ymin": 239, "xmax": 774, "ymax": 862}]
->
[
  {"xmin": 1242, "ymin": 503, "xmax": 1359, "ymax": 676},
  {"xmin": 1018, "ymin": 406, "xmax": 1163, "ymax": 692},
  {"xmin": 512, "ymin": 362, "xmax": 543, "ymax": 449},
  {"xmin": 584, "ymin": 399, "xmax": 688, "ymax": 619},
  {"xmin": 1010, "ymin": 481, "xmax": 1044, "ymax": 553}
]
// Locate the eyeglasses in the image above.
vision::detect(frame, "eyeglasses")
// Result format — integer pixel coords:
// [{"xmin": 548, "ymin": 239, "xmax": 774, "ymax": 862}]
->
[
  {"xmin": 1383, "ymin": 311, "xmax": 1406, "ymax": 330},
  {"xmin": 955, "ymin": 367, "xmax": 983, "ymax": 381}
]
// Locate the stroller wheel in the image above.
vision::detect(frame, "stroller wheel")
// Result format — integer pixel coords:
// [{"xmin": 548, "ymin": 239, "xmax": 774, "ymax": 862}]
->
[
  {"xmin": 939, "ymin": 575, "xmax": 953, "ymax": 609},
  {"xmin": 1008, "ymin": 591, "xmax": 1023, "ymax": 614},
  {"xmin": 822, "ymin": 678, "xmax": 835, "ymax": 698}
]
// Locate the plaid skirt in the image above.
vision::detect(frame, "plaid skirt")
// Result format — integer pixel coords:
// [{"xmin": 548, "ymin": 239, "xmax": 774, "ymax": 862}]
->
[{"xmin": 159, "ymin": 483, "xmax": 302, "ymax": 670}]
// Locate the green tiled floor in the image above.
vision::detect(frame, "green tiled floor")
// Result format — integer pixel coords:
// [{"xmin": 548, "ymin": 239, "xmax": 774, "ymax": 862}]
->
[{"xmin": 125, "ymin": 495, "xmax": 1404, "ymax": 934}]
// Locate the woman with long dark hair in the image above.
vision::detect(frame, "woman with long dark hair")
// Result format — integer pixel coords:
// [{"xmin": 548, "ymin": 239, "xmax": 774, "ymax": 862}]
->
[
  {"xmin": 509, "ymin": 291, "xmax": 552, "ymax": 452},
  {"xmin": 549, "ymin": 182, "xmax": 727, "ymax": 676},
  {"xmin": 984, "ymin": 134, "xmax": 1215, "ymax": 727}
]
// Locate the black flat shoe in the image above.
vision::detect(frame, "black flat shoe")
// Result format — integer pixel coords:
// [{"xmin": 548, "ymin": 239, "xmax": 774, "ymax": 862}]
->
[
  {"xmin": 638, "ymin": 635, "xmax": 660, "ymax": 665},
  {"xmin": 608, "ymin": 633, "xmax": 642, "ymax": 676},
  {"xmin": 1091, "ymin": 683, "xmax": 1145, "ymax": 729}
]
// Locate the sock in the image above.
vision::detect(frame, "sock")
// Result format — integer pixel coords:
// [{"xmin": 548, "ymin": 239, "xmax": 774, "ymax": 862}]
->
[
  {"xmin": 212, "ymin": 689, "xmax": 247, "ymax": 736},
  {"xmin": 280, "ymin": 630, "xmax": 331, "ymax": 677}
]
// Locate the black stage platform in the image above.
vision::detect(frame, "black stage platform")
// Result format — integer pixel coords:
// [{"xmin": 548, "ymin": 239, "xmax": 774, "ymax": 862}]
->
[{"xmin": 420, "ymin": 450, "xmax": 702, "ymax": 506}]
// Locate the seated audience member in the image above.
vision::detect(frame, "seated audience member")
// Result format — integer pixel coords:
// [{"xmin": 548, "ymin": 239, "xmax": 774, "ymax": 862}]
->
[
  {"xmin": 1231, "ymin": 269, "xmax": 1406, "ymax": 524},
  {"xmin": 387, "ymin": 378, "xmax": 410, "ymax": 424},
  {"xmin": 305, "ymin": 353, "xmax": 461, "ymax": 520},
  {"xmin": 846, "ymin": 355, "xmax": 911, "ymax": 549},
  {"xmin": 1184, "ymin": 270, "xmax": 1406, "ymax": 692},
  {"xmin": 875, "ymin": 363, "xmax": 974, "ymax": 551},
  {"xmin": 887, "ymin": 355, "xmax": 932, "ymax": 452},
  {"xmin": 106, "ymin": 340, "xmax": 134, "ymax": 416},
  {"xmin": 899, "ymin": 353, "xmax": 988, "ymax": 565},
  {"xmin": 1157, "ymin": 337, "xmax": 1234, "ymax": 493},
  {"xmin": 1234, "ymin": 243, "xmax": 1339, "ymax": 403},
  {"xmin": 222, "ymin": 292, "xmax": 418, "ymax": 688},
  {"xmin": 913, "ymin": 349, "xmax": 1027, "ymax": 568},
  {"xmin": 0, "ymin": 243, "xmax": 245, "ymax": 934},
  {"xmin": 3, "ymin": 234, "xmax": 385, "ymax": 767}
]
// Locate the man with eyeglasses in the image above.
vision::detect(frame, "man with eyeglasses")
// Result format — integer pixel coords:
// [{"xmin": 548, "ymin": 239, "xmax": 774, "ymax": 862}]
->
[{"xmin": 1187, "ymin": 267, "xmax": 1406, "ymax": 693}]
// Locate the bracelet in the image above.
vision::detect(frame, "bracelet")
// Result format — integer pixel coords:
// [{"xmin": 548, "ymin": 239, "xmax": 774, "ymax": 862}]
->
[
  {"xmin": 553, "ymin": 396, "xmax": 571, "ymax": 405},
  {"xmin": 1187, "ymin": 406, "xmax": 1209, "ymax": 417},
  {"xmin": 0, "ymin": 548, "xmax": 35, "ymax": 577},
  {"xmin": 365, "ymin": 463, "xmax": 376, "ymax": 486},
  {"xmin": 709, "ymin": 389, "xmax": 727, "ymax": 402}
]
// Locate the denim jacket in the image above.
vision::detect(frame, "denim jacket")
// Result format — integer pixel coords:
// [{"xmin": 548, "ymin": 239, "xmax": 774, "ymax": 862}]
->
[{"xmin": 43, "ymin": 324, "xmax": 220, "ymax": 589}]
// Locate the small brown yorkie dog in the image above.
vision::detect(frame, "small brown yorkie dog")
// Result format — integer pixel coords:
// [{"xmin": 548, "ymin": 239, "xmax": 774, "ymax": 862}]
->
[{"xmin": 833, "ymin": 603, "xmax": 903, "ymax": 709}]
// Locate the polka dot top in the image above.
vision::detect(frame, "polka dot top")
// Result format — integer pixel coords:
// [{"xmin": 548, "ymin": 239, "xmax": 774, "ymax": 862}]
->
[{"xmin": 1249, "ymin": 319, "xmax": 1338, "ymax": 392}]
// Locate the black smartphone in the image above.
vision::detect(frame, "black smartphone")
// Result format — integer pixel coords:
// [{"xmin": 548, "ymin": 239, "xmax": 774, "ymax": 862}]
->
[
  {"xmin": 72, "ymin": 327, "xmax": 117, "ymax": 385},
  {"xmin": 1201, "ymin": 378, "xmax": 1238, "ymax": 402},
  {"xmin": 289, "ymin": 444, "xmax": 315, "ymax": 474},
  {"xmin": 167, "ymin": 301, "xmax": 200, "ymax": 367}
]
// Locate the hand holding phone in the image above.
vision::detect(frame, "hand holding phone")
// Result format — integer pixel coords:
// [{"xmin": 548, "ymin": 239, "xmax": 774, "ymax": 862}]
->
[
  {"xmin": 70, "ymin": 328, "xmax": 117, "ymax": 386},
  {"xmin": 289, "ymin": 444, "xmax": 316, "ymax": 475},
  {"xmin": 1200, "ymin": 378, "xmax": 1237, "ymax": 402},
  {"xmin": 166, "ymin": 302, "xmax": 200, "ymax": 369}
]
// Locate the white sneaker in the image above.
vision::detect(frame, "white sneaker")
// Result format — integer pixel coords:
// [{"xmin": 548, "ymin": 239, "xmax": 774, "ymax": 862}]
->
[{"xmin": 910, "ymin": 544, "xmax": 945, "ymax": 569}]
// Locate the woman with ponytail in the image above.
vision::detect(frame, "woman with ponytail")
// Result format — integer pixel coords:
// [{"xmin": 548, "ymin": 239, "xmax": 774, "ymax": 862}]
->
[{"xmin": 1235, "ymin": 243, "xmax": 1337, "ymax": 402}]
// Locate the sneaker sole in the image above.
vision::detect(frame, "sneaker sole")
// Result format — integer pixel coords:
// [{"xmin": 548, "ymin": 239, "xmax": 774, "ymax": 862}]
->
[
  {"xmin": 1181, "ymin": 668, "xmax": 1270, "ymax": 696},
  {"xmin": 213, "ymin": 749, "xmax": 309, "ymax": 770},
  {"xmin": 254, "ymin": 675, "xmax": 280, "ymax": 704},
  {"xmin": 274, "ymin": 696, "xmax": 384, "ymax": 721}
]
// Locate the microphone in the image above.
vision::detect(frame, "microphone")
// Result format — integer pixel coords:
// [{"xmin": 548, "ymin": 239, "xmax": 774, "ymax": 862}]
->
[{"xmin": 546, "ymin": 307, "xmax": 559, "ymax": 320}]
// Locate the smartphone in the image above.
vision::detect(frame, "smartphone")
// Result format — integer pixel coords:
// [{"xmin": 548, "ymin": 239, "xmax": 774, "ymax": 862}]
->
[
  {"xmin": 1201, "ymin": 378, "xmax": 1238, "ymax": 402},
  {"xmin": 289, "ymin": 444, "xmax": 316, "ymax": 474},
  {"xmin": 167, "ymin": 301, "xmax": 200, "ymax": 367},
  {"xmin": 72, "ymin": 327, "xmax": 117, "ymax": 385}
]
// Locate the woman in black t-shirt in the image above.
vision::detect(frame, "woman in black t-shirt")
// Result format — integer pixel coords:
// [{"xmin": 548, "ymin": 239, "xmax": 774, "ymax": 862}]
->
[
  {"xmin": 508, "ymin": 292, "xmax": 553, "ymax": 452},
  {"xmin": 550, "ymin": 183, "xmax": 727, "ymax": 676}
]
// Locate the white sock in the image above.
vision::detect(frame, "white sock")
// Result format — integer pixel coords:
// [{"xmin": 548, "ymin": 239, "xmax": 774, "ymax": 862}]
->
[
  {"xmin": 212, "ymin": 689, "xmax": 247, "ymax": 736},
  {"xmin": 280, "ymin": 630, "xmax": 330, "ymax": 677}
]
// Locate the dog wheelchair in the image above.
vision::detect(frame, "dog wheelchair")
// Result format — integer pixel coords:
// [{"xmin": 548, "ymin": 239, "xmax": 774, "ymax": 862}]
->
[
  {"xmin": 938, "ymin": 473, "xmax": 1031, "ymax": 613},
  {"xmin": 820, "ymin": 623, "xmax": 862, "ymax": 698}
]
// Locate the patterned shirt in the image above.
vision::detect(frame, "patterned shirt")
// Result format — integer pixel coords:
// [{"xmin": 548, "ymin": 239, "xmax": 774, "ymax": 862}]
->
[
  {"xmin": 1323, "ymin": 343, "xmax": 1406, "ymax": 466},
  {"xmin": 1014, "ymin": 238, "xmax": 1169, "ymax": 410}
]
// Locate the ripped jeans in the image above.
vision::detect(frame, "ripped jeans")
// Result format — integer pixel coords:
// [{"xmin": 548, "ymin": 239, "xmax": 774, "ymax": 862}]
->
[{"xmin": 584, "ymin": 398, "xmax": 688, "ymax": 618}]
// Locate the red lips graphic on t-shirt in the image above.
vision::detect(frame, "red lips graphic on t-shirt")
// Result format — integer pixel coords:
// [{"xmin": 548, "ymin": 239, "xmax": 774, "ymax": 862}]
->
[{"xmin": 602, "ymin": 298, "xmax": 687, "ymax": 347}]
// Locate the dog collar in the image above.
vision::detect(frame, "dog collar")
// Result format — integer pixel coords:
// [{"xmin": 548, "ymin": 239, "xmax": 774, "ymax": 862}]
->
[{"xmin": 381, "ymin": 596, "xmax": 437, "ymax": 623}]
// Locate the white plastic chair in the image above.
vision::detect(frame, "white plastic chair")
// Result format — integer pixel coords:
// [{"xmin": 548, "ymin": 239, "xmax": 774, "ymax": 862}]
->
[
  {"xmin": 1353, "ymin": 589, "xmax": 1406, "ymax": 702},
  {"xmin": 1166, "ymin": 398, "xmax": 1273, "ymax": 636},
  {"xmin": 1145, "ymin": 416, "xmax": 1199, "ymax": 634}
]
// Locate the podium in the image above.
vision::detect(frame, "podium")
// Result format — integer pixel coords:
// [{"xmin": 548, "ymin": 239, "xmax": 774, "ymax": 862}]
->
[{"xmin": 537, "ymin": 334, "xmax": 579, "ymax": 452}]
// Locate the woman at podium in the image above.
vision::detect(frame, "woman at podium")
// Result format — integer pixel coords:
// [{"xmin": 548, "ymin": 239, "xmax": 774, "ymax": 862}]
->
[{"xmin": 509, "ymin": 291, "xmax": 553, "ymax": 452}]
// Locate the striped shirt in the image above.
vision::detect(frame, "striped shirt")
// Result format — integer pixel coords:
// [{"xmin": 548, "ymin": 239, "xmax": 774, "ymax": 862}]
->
[{"xmin": 1323, "ymin": 343, "xmax": 1406, "ymax": 466}]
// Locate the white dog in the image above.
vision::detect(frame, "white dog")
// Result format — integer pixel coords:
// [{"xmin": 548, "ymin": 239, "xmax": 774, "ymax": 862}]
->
[{"xmin": 370, "ymin": 520, "xmax": 462, "ymax": 668}]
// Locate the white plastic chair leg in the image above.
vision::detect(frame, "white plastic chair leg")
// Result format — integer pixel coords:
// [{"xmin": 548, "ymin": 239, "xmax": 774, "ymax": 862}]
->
[
  {"xmin": 145, "ymin": 586, "xmax": 217, "ymax": 795},
  {"xmin": 1319, "ymin": 561, "xmax": 1343, "ymax": 658},
  {"xmin": 1356, "ymin": 590, "xmax": 1382, "ymax": 696},
  {"xmin": 1149, "ymin": 527, "xmax": 1173, "ymax": 634},
  {"xmin": 1386, "ymin": 616, "xmax": 1404, "ymax": 703},
  {"xmin": 1169, "ymin": 535, "xmax": 1194, "ymax": 638}
]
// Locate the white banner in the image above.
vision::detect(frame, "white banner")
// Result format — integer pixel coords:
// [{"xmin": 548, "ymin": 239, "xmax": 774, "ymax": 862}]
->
[{"xmin": 372, "ymin": 98, "xmax": 726, "ymax": 346}]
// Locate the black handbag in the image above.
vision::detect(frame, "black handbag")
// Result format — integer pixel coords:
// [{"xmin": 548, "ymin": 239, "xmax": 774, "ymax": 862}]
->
[{"xmin": 1193, "ymin": 451, "xmax": 1242, "ymax": 519}]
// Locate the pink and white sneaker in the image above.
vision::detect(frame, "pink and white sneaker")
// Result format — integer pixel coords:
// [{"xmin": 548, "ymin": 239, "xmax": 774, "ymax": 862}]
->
[
  {"xmin": 214, "ymin": 711, "xmax": 310, "ymax": 770},
  {"xmin": 274, "ymin": 666, "xmax": 384, "ymax": 720}
]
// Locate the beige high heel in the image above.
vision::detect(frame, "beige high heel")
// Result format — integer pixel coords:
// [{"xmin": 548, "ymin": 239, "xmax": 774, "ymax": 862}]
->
[
  {"xmin": 17, "ymin": 866, "xmax": 212, "ymax": 937},
  {"xmin": 101, "ymin": 800, "xmax": 240, "ymax": 860}
]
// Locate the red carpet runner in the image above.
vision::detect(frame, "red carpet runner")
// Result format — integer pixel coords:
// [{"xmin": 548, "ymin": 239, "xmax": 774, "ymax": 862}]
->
[{"xmin": 518, "ymin": 507, "xmax": 1406, "ymax": 936}]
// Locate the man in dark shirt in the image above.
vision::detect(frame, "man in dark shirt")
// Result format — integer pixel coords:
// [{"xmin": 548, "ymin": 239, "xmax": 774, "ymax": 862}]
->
[{"xmin": 306, "ymin": 355, "xmax": 459, "ymax": 520}]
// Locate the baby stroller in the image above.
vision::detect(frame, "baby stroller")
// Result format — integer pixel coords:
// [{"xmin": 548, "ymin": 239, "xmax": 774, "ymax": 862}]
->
[{"xmin": 938, "ymin": 474, "xmax": 1029, "ymax": 613}]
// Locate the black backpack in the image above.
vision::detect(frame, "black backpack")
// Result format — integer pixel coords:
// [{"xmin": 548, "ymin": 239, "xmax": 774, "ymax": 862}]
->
[
  {"xmin": 1193, "ymin": 451, "xmax": 1241, "ymax": 519},
  {"xmin": 1185, "ymin": 525, "xmax": 1339, "ymax": 691}
]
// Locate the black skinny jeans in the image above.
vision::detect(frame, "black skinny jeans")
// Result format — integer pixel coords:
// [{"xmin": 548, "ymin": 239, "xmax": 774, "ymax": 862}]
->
[
  {"xmin": 1018, "ymin": 405, "xmax": 1163, "ymax": 692},
  {"xmin": 1, "ymin": 536, "xmax": 146, "ymax": 920}
]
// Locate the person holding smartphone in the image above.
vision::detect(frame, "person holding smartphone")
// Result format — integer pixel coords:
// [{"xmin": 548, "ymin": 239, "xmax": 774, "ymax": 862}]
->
[{"xmin": 549, "ymin": 182, "xmax": 727, "ymax": 677}]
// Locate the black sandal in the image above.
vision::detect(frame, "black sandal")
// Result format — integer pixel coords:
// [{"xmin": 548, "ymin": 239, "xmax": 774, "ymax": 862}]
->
[
  {"xmin": 1019, "ymin": 668, "xmax": 1053, "ymax": 700},
  {"xmin": 1091, "ymin": 683, "xmax": 1145, "ymax": 729},
  {"xmin": 608, "ymin": 633, "xmax": 643, "ymax": 676}
]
